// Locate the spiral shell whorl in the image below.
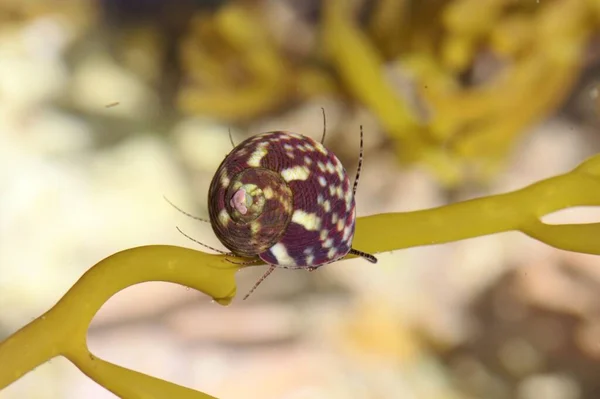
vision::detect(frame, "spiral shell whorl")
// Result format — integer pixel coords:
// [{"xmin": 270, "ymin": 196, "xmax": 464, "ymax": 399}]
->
[{"xmin": 208, "ymin": 131, "xmax": 356, "ymax": 268}]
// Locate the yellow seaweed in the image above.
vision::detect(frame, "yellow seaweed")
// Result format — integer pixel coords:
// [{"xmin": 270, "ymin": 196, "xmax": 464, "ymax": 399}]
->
[
  {"xmin": 177, "ymin": 3, "xmax": 288, "ymax": 120},
  {"xmin": 409, "ymin": 0, "xmax": 591, "ymax": 179},
  {"xmin": 322, "ymin": 0, "xmax": 419, "ymax": 136},
  {"xmin": 2, "ymin": 153, "xmax": 600, "ymax": 398},
  {"xmin": 354, "ymin": 153, "xmax": 600, "ymax": 255},
  {"xmin": 173, "ymin": 0, "xmax": 599, "ymax": 185},
  {"xmin": 320, "ymin": 0, "xmax": 598, "ymax": 184},
  {"xmin": 321, "ymin": 0, "xmax": 466, "ymax": 186},
  {"xmin": 0, "ymin": 246, "xmax": 238, "ymax": 399},
  {"xmin": 177, "ymin": 2, "xmax": 337, "ymax": 121}
]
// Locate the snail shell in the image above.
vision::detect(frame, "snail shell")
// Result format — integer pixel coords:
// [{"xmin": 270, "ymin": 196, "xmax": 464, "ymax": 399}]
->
[{"xmin": 208, "ymin": 131, "xmax": 357, "ymax": 268}]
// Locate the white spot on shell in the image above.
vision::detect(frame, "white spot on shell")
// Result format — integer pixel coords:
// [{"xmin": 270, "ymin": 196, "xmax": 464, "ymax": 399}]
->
[
  {"xmin": 318, "ymin": 176, "xmax": 327, "ymax": 187},
  {"xmin": 317, "ymin": 161, "xmax": 326, "ymax": 172},
  {"xmin": 327, "ymin": 248, "xmax": 337, "ymax": 259},
  {"xmin": 320, "ymin": 229, "xmax": 328, "ymax": 240},
  {"xmin": 314, "ymin": 142, "xmax": 328, "ymax": 155},
  {"xmin": 304, "ymin": 156, "xmax": 313, "ymax": 165},
  {"xmin": 251, "ymin": 221, "xmax": 261, "ymax": 234},
  {"xmin": 263, "ymin": 186, "xmax": 274, "ymax": 199},
  {"xmin": 335, "ymin": 163, "xmax": 345, "ymax": 180},
  {"xmin": 218, "ymin": 209, "xmax": 229, "ymax": 226},
  {"xmin": 285, "ymin": 132, "xmax": 302, "ymax": 140},
  {"xmin": 306, "ymin": 254, "xmax": 315, "ymax": 265},
  {"xmin": 270, "ymin": 243, "xmax": 296, "ymax": 267},
  {"xmin": 343, "ymin": 224, "xmax": 352, "ymax": 241},
  {"xmin": 292, "ymin": 210, "xmax": 321, "ymax": 231},
  {"xmin": 323, "ymin": 200, "xmax": 331, "ymax": 212},
  {"xmin": 326, "ymin": 162, "xmax": 335, "ymax": 174},
  {"xmin": 323, "ymin": 238, "xmax": 333, "ymax": 248},
  {"xmin": 281, "ymin": 165, "xmax": 310, "ymax": 182},
  {"xmin": 220, "ymin": 173, "xmax": 230, "ymax": 188},
  {"xmin": 344, "ymin": 188, "xmax": 353, "ymax": 206},
  {"xmin": 247, "ymin": 142, "xmax": 269, "ymax": 167},
  {"xmin": 347, "ymin": 231, "xmax": 354, "ymax": 243}
]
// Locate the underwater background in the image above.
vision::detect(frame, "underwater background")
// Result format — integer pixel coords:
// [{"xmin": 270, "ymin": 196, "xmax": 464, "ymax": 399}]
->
[{"xmin": 2, "ymin": 1, "xmax": 600, "ymax": 398}]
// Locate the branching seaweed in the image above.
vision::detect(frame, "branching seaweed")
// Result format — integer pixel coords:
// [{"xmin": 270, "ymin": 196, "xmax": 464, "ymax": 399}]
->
[
  {"xmin": 2, "ymin": 153, "xmax": 600, "ymax": 398},
  {"xmin": 178, "ymin": 0, "xmax": 599, "ymax": 185},
  {"xmin": 0, "ymin": 246, "xmax": 238, "ymax": 399}
]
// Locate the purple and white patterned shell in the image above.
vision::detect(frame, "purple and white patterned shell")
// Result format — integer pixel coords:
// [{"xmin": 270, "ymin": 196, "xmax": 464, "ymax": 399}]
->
[{"xmin": 208, "ymin": 131, "xmax": 356, "ymax": 269}]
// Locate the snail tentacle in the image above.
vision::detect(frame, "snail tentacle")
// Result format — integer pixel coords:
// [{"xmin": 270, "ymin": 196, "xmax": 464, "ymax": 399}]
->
[
  {"xmin": 243, "ymin": 264, "xmax": 277, "ymax": 300},
  {"xmin": 163, "ymin": 196, "xmax": 210, "ymax": 223},
  {"xmin": 352, "ymin": 125, "xmax": 364, "ymax": 198},
  {"xmin": 348, "ymin": 125, "xmax": 378, "ymax": 265},
  {"xmin": 349, "ymin": 248, "xmax": 378, "ymax": 264},
  {"xmin": 175, "ymin": 226, "xmax": 233, "ymax": 256},
  {"xmin": 225, "ymin": 258, "xmax": 260, "ymax": 266}
]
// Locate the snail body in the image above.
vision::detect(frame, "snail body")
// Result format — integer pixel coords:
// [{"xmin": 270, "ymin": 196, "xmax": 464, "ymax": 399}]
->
[{"xmin": 208, "ymin": 131, "xmax": 360, "ymax": 269}]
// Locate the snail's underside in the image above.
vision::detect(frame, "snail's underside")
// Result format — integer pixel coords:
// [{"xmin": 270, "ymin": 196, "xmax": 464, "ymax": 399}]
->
[{"xmin": 208, "ymin": 131, "xmax": 359, "ymax": 269}]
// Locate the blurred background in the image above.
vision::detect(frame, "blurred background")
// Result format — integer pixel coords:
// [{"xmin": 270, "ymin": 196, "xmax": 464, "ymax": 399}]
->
[{"xmin": 2, "ymin": 0, "xmax": 600, "ymax": 398}]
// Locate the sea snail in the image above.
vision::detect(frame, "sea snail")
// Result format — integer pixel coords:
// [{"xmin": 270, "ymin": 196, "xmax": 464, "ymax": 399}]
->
[{"xmin": 170, "ymin": 120, "xmax": 377, "ymax": 299}]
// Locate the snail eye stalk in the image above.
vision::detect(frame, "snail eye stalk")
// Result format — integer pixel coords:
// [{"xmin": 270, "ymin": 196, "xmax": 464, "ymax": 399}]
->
[
  {"xmin": 320, "ymin": 107, "xmax": 327, "ymax": 144},
  {"xmin": 352, "ymin": 125, "xmax": 364, "ymax": 198}
]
